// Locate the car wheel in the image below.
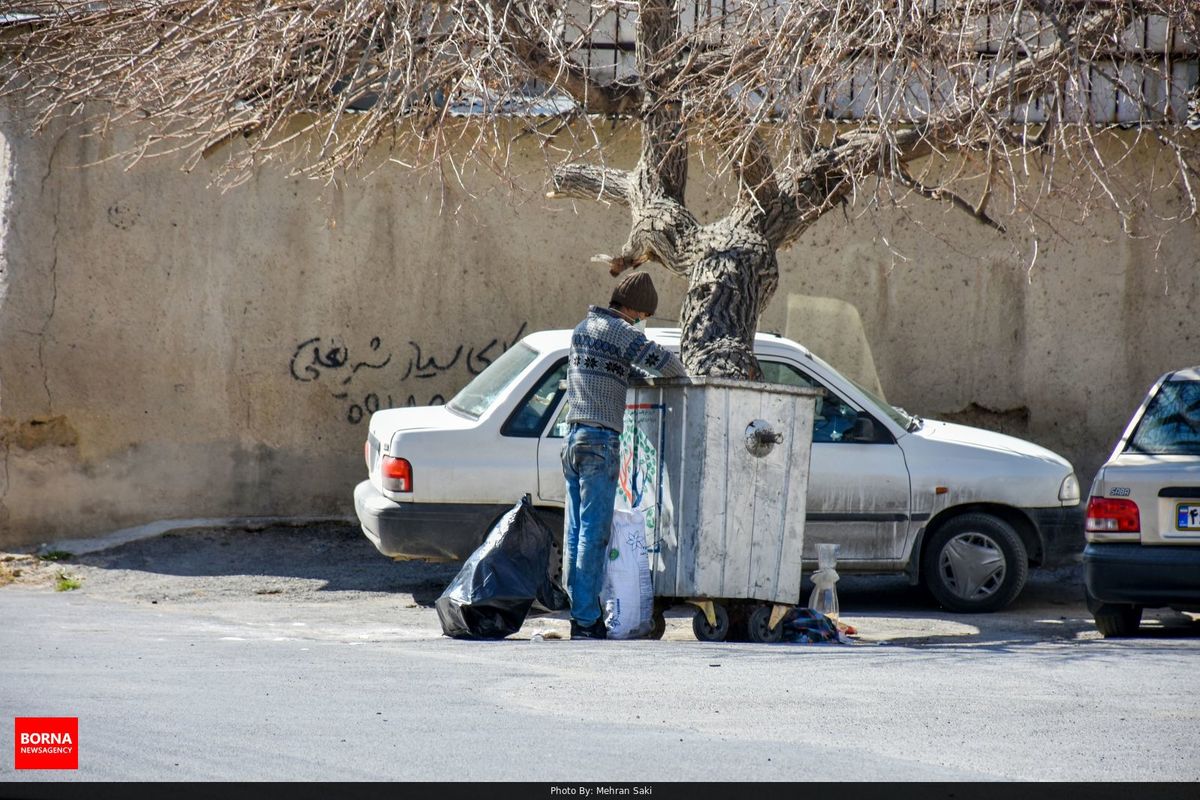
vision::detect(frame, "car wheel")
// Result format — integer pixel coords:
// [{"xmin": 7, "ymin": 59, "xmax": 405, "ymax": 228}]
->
[
  {"xmin": 1085, "ymin": 588, "xmax": 1142, "ymax": 638},
  {"xmin": 921, "ymin": 512, "xmax": 1029, "ymax": 613},
  {"xmin": 1091, "ymin": 604, "xmax": 1143, "ymax": 638}
]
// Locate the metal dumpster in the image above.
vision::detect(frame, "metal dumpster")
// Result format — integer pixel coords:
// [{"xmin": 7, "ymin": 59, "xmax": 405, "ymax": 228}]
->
[{"xmin": 617, "ymin": 376, "xmax": 820, "ymax": 642}]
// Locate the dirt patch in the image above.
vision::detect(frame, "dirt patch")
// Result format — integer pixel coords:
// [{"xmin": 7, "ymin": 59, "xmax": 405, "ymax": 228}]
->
[
  {"xmin": 6, "ymin": 521, "xmax": 461, "ymax": 607},
  {"xmin": 0, "ymin": 552, "xmax": 66, "ymax": 589},
  {"xmin": 0, "ymin": 522, "xmax": 469, "ymax": 641}
]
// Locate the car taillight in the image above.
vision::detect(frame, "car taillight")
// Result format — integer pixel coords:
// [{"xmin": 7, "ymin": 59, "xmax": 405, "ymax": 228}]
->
[
  {"xmin": 381, "ymin": 456, "xmax": 413, "ymax": 493},
  {"xmin": 1085, "ymin": 497, "xmax": 1140, "ymax": 532}
]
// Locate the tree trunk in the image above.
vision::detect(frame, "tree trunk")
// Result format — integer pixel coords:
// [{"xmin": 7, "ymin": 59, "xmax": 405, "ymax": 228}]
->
[
  {"xmin": 553, "ymin": 0, "xmax": 813, "ymax": 380},
  {"xmin": 679, "ymin": 218, "xmax": 779, "ymax": 379},
  {"xmin": 552, "ymin": 164, "xmax": 789, "ymax": 381},
  {"xmin": 630, "ymin": 0, "xmax": 780, "ymax": 381}
]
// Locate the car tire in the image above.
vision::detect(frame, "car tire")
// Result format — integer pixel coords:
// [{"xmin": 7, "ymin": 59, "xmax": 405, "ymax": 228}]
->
[
  {"xmin": 1091, "ymin": 604, "xmax": 1143, "ymax": 638},
  {"xmin": 921, "ymin": 512, "xmax": 1029, "ymax": 613},
  {"xmin": 1085, "ymin": 588, "xmax": 1142, "ymax": 638}
]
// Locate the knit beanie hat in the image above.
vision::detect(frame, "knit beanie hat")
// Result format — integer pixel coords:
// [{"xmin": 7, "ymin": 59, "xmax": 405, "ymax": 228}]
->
[{"xmin": 610, "ymin": 271, "xmax": 658, "ymax": 316}]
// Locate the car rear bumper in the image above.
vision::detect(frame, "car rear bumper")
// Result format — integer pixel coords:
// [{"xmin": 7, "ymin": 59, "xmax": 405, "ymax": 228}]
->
[
  {"xmin": 1083, "ymin": 542, "xmax": 1200, "ymax": 608},
  {"xmin": 1029, "ymin": 504, "xmax": 1086, "ymax": 566},
  {"xmin": 353, "ymin": 480, "xmax": 509, "ymax": 562}
]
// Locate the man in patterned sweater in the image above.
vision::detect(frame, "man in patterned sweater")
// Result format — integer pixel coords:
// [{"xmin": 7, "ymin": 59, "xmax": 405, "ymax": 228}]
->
[{"xmin": 562, "ymin": 271, "xmax": 686, "ymax": 639}]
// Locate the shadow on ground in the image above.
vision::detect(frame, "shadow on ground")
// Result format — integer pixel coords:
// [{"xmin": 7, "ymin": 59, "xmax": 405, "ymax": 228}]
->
[
  {"xmin": 72, "ymin": 522, "xmax": 461, "ymax": 598},
  {"xmin": 63, "ymin": 523, "xmax": 1200, "ymax": 647},
  {"xmin": 823, "ymin": 569, "xmax": 1200, "ymax": 649}
]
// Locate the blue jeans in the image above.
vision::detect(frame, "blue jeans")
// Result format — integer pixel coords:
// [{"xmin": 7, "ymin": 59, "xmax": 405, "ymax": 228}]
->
[{"xmin": 562, "ymin": 423, "xmax": 620, "ymax": 627}]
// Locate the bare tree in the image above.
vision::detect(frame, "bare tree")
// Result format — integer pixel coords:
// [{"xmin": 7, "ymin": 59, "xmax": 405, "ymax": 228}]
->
[{"xmin": 3, "ymin": 1, "xmax": 1198, "ymax": 377}]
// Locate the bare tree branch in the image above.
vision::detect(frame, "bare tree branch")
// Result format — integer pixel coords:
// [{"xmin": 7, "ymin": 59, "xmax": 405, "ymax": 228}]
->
[
  {"xmin": 894, "ymin": 165, "xmax": 1008, "ymax": 232},
  {"xmin": 759, "ymin": 4, "xmax": 1128, "ymax": 249},
  {"xmin": 493, "ymin": 1, "xmax": 641, "ymax": 116},
  {"xmin": 547, "ymin": 163, "xmax": 632, "ymax": 205},
  {"xmin": 3, "ymin": 0, "xmax": 1198, "ymax": 376},
  {"xmin": 633, "ymin": 0, "xmax": 687, "ymax": 203}
]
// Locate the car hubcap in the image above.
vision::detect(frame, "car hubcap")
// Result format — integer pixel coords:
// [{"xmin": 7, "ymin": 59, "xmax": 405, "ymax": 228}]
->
[{"xmin": 939, "ymin": 533, "xmax": 1006, "ymax": 601}]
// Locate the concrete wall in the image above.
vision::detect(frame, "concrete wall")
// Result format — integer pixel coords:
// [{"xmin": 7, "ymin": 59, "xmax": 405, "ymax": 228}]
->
[
  {"xmin": 766, "ymin": 157, "xmax": 1200, "ymax": 493},
  {"xmin": 2, "ymin": 111, "xmax": 1198, "ymax": 547}
]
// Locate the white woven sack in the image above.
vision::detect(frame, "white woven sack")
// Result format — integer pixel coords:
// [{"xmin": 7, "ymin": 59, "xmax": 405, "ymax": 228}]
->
[{"xmin": 601, "ymin": 508, "xmax": 654, "ymax": 639}]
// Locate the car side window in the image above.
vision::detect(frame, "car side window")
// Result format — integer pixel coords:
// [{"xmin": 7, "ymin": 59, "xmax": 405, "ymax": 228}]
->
[
  {"xmin": 548, "ymin": 397, "xmax": 570, "ymax": 439},
  {"xmin": 502, "ymin": 360, "xmax": 568, "ymax": 438},
  {"xmin": 759, "ymin": 360, "xmax": 822, "ymax": 391},
  {"xmin": 760, "ymin": 360, "xmax": 872, "ymax": 444}
]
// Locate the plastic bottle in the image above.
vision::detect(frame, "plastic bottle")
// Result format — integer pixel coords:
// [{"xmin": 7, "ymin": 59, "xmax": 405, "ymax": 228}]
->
[{"xmin": 808, "ymin": 543, "xmax": 840, "ymax": 622}]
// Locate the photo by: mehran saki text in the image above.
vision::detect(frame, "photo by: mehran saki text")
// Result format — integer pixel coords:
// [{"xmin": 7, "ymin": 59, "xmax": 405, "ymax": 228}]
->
[{"xmin": 551, "ymin": 786, "xmax": 652, "ymax": 796}]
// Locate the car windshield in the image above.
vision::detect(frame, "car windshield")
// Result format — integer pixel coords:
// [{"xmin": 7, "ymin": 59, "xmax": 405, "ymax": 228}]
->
[
  {"xmin": 447, "ymin": 343, "xmax": 539, "ymax": 419},
  {"xmin": 844, "ymin": 375, "xmax": 916, "ymax": 430},
  {"xmin": 1125, "ymin": 379, "xmax": 1200, "ymax": 455}
]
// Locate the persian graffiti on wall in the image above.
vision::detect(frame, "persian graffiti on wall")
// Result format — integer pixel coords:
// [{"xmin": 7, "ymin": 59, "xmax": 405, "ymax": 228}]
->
[{"xmin": 287, "ymin": 322, "xmax": 528, "ymax": 424}]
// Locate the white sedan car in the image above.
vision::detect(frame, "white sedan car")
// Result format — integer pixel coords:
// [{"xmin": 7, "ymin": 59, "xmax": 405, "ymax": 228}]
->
[
  {"xmin": 355, "ymin": 328, "xmax": 1083, "ymax": 612},
  {"xmin": 1084, "ymin": 367, "xmax": 1200, "ymax": 636}
]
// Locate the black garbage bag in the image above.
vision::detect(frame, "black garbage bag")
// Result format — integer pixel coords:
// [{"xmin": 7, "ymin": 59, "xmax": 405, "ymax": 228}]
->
[{"xmin": 435, "ymin": 495, "xmax": 568, "ymax": 639}]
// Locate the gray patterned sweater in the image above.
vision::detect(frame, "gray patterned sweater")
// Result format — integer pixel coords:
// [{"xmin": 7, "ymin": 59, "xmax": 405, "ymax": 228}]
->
[{"xmin": 565, "ymin": 306, "xmax": 687, "ymax": 433}]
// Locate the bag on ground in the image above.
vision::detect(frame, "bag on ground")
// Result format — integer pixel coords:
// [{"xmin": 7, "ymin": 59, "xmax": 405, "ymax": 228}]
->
[
  {"xmin": 435, "ymin": 495, "xmax": 568, "ymax": 639},
  {"xmin": 601, "ymin": 508, "xmax": 654, "ymax": 639}
]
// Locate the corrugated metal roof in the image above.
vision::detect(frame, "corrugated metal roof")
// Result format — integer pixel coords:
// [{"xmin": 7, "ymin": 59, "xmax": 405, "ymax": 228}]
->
[
  {"xmin": 0, "ymin": 12, "xmax": 40, "ymax": 25},
  {"xmin": 4, "ymin": 6, "xmax": 1196, "ymax": 125},
  {"xmin": 446, "ymin": 94, "xmax": 576, "ymax": 117}
]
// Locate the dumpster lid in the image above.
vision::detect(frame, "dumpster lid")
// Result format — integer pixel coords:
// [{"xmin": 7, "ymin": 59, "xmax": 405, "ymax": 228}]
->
[{"xmin": 629, "ymin": 375, "xmax": 824, "ymax": 398}]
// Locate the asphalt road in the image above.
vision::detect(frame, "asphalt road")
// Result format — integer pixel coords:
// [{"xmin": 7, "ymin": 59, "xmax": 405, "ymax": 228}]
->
[{"xmin": 2, "ymin": 523, "xmax": 1198, "ymax": 782}]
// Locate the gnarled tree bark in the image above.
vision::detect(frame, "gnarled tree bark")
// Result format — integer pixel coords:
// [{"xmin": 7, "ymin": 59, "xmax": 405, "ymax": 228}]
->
[
  {"xmin": 550, "ymin": 2, "xmax": 1127, "ymax": 380},
  {"xmin": 552, "ymin": 0, "xmax": 784, "ymax": 379}
]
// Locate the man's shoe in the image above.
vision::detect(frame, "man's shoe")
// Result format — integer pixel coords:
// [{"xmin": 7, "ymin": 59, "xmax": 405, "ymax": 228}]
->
[{"xmin": 570, "ymin": 619, "xmax": 607, "ymax": 640}]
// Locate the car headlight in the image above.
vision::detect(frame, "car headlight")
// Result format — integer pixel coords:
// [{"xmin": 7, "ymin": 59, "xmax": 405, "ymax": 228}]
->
[{"xmin": 1058, "ymin": 473, "xmax": 1080, "ymax": 504}]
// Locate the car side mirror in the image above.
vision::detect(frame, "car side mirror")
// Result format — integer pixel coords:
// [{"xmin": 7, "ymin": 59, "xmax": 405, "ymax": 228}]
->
[{"xmin": 848, "ymin": 413, "xmax": 878, "ymax": 443}]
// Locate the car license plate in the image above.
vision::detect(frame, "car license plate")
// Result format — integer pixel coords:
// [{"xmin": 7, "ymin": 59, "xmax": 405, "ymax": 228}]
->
[{"xmin": 1176, "ymin": 504, "xmax": 1200, "ymax": 530}]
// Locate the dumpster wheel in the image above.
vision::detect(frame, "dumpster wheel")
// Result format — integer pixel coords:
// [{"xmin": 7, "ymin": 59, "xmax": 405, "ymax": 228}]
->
[
  {"xmin": 648, "ymin": 600, "xmax": 668, "ymax": 640},
  {"xmin": 691, "ymin": 601, "xmax": 730, "ymax": 642},
  {"xmin": 746, "ymin": 604, "xmax": 786, "ymax": 644}
]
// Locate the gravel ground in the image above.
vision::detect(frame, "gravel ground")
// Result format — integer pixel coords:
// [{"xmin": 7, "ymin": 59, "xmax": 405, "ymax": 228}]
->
[
  {"xmin": 4, "ymin": 523, "xmax": 1199, "ymax": 783},
  {"xmin": 4, "ymin": 520, "xmax": 1198, "ymax": 645}
]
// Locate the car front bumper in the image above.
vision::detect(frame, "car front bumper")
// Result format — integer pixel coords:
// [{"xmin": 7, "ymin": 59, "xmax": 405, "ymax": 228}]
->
[
  {"xmin": 1029, "ymin": 504, "xmax": 1086, "ymax": 566},
  {"xmin": 1084, "ymin": 542, "xmax": 1200, "ymax": 608},
  {"xmin": 354, "ymin": 480, "xmax": 510, "ymax": 562}
]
